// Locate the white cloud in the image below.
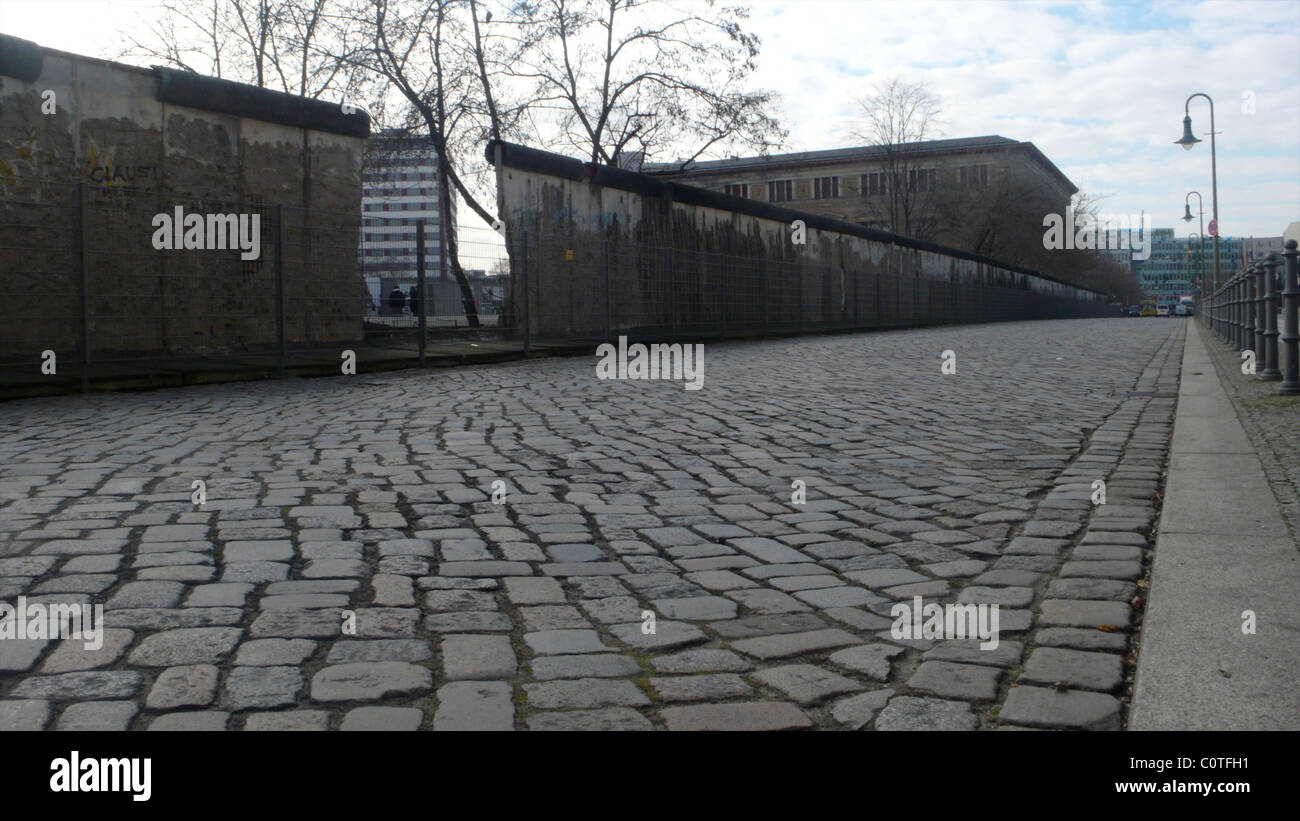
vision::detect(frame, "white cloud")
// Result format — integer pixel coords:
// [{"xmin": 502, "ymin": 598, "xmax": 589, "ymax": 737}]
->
[
  {"xmin": 3, "ymin": 0, "xmax": 1296, "ymax": 235},
  {"xmin": 745, "ymin": 0, "xmax": 1300, "ymax": 236}
]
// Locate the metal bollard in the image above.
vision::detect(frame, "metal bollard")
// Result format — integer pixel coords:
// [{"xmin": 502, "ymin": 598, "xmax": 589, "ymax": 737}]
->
[
  {"xmin": 1231, "ymin": 276, "xmax": 1239, "ymax": 347},
  {"xmin": 1253, "ymin": 263, "xmax": 1264, "ymax": 361},
  {"xmin": 1261, "ymin": 252, "xmax": 1282, "ymax": 380},
  {"xmin": 1248, "ymin": 266, "xmax": 1258, "ymax": 358},
  {"xmin": 1280, "ymin": 240, "xmax": 1300, "ymax": 395},
  {"xmin": 1228, "ymin": 277, "xmax": 1236, "ymax": 344},
  {"xmin": 1214, "ymin": 287, "xmax": 1222, "ymax": 336},
  {"xmin": 1237, "ymin": 274, "xmax": 1247, "ymax": 350}
]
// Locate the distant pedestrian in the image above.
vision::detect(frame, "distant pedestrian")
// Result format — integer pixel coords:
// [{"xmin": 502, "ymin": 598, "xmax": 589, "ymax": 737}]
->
[
  {"xmin": 388, "ymin": 286, "xmax": 406, "ymax": 316},
  {"xmin": 409, "ymin": 285, "xmax": 421, "ymax": 317}
]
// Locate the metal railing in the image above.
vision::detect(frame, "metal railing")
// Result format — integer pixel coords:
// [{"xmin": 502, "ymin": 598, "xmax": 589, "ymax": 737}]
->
[{"xmin": 1200, "ymin": 239, "xmax": 1299, "ymax": 394}]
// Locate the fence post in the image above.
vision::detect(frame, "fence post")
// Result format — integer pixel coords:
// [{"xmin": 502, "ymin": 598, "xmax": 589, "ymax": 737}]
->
[
  {"xmin": 603, "ymin": 237, "xmax": 611, "ymax": 343},
  {"xmin": 664, "ymin": 189, "xmax": 676, "ymax": 338},
  {"xmin": 1230, "ymin": 277, "xmax": 1239, "ymax": 348},
  {"xmin": 274, "ymin": 205, "xmax": 286, "ymax": 377},
  {"xmin": 1245, "ymin": 266, "xmax": 1257, "ymax": 355},
  {"xmin": 76, "ymin": 182, "xmax": 89, "ymax": 394},
  {"xmin": 1218, "ymin": 285, "xmax": 1224, "ymax": 337},
  {"xmin": 1226, "ymin": 279, "xmax": 1232, "ymax": 341},
  {"xmin": 1261, "ymin": 253, "xmax": 1281, "ymax": 380},
  {"xmin": 856, "ymin": 265, "xmax": 862, "ymax": 328},
  {"xmin": 1239, "ymin": 275, "xmax": 1248, "ymax": 350},
  {"xmin": 1254, "ymin": 262, "xmax": 1266, "ymax": 367},
  {"xmin": 416, "ymin": 218, "xmax": 427, "ymax": 368},
  {"xmin": 1214, "ymin": 287, "xmax": 1220, "ymax": 336},
  {"xmin": 895, "ymin": 256, "xmax": 901, "ymax": 326},
  {"xmin": 790, "ymin": 257, "xmax": 800, "ymax": 332},
  {"xmin": 1232, "ymin": 276, "xmax": 1239, "ymax": 347},
  {"xmin": 522, "ymin": 230, "xmax": 531, "ymax": 356},
  {"xmin": 1280, "ymin": 240, "xmax": 1299, "ymax": 394}
]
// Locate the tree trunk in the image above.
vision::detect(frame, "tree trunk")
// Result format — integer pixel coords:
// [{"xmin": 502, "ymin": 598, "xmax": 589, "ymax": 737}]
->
[{"xmin": 440, "ymin": 164, "xmax": 480, "ymax": 328}]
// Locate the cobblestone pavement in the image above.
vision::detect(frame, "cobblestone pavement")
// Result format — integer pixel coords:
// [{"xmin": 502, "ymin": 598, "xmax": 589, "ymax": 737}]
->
[
  {"xmin": 0, "ymin": 318, "xmax": 1184, "ymax": 731},
  {"xmin": 1197, "ymin": 320, "xmax": 1300, "ymax": 539}
]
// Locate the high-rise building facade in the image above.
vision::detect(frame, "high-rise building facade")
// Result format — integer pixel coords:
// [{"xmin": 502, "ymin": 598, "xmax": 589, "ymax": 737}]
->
[{"xmin": 360, "ymin": 132, "xmax": 454, "ymax": 316}]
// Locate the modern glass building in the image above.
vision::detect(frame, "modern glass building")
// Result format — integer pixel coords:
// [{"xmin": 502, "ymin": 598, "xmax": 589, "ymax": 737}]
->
[{"xmin": 1132, "ymin": 229, "xmax": 1283, "ymax": 305}]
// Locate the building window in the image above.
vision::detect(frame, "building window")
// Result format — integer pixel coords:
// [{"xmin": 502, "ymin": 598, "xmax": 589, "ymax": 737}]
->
[
  {"xmin": 813, "ymin": 176, "xmax": 839, "ymax": 199},
  {"xmin": 767, "ymin": 179, "xmax": 793, "ymax": 202},
  {"xmin": 963, "ymin": 165, "xmax": 989, "ymax": 187},
  {"xmin": 909, "ymin": 168, "xmax": 937, "ymax": 193},
  {"xmin": 724, "ymin": 183, "xmax": 749, "ymax": 198},
  {"xmin": 862, "ymin": 172, "xmax": 888, "ymax": 196}
]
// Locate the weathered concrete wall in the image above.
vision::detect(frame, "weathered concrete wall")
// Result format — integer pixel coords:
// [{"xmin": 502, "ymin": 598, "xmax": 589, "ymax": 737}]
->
[
  {"xmin": 0, "ymin": 35, "xmax": 365, "ymax": 360},
  {"xmin": 488, "ymin": 141, "xmax": 1113, "ymax": 340}
]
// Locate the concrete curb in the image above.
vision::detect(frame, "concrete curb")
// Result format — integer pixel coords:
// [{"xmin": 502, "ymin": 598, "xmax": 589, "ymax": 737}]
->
[{"xmin": 1129, "ymin": 320, "xmax": 1300, "ymax": 730}]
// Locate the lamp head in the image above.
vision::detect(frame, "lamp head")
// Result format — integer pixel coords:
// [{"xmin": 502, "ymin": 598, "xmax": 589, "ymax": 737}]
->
[{"xmin": 1175, "ymin": 115, "xmax": 1201, "ymax": 150}]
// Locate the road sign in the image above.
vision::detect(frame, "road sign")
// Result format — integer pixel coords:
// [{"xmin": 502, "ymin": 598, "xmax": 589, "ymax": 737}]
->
[{"xmin": 1208, "ymin": 219, "xmax": 1218, "ymax": 237}]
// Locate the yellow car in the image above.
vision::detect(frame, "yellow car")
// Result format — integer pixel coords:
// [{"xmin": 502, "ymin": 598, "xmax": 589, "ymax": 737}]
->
[{"xmin": 1140, "ymin": 304, "xmax": 1157, "ymax": 317}]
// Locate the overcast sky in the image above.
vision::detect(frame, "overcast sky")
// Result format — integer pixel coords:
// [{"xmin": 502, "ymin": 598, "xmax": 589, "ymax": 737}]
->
[{"xmin": 3, "ymin": 0, "xmax": 1297, "ymax": 238}]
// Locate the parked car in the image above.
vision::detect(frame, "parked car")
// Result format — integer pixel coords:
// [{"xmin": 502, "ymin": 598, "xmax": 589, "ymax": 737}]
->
[
  {"xmin": 1141, "ymin": 302, "xmax": 1157, "ymax": 317},
  {"xmin": 1128, "ymin": 305, "xmax": 1141, "ymax": 317},
  {"xmin": 1174, "ymin": 303, "xmax": 1189, "ymax": 317},
  {"xmin": 1157, "ymin": 304, "xmax": 1170, "ymax": 317}
]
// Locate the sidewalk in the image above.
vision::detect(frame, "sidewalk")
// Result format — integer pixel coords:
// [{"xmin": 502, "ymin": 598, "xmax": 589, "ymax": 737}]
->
[{"xmin": 1130, "ymin": 320, "xmax": 1300, "ymax": 730}]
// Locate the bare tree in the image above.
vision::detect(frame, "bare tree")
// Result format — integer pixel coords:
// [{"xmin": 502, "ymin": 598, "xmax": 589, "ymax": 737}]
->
[
  {"xmin": 850, "ymin": 78, "xmax": 945, "ymax": 241},
  {"xmin": 335, "ymin": 0, "xmax": 501, "ymax": 326},
  {"xmin": 506, "ymin": 0, "xmax": 784, "ymax": 167},
  {"xmin": 118, "ymin": 0, "xmax": 373, "ymax": 100},
  {"xmin": 952, "ymin": 177, "xmax": 1140, "ymax": 298},
  {"xmin": 119, "ymin": 0, "xmax": 786, "ymax": 329}
]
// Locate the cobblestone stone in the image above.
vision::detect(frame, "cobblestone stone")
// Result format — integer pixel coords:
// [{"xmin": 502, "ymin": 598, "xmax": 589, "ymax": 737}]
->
[
  {"xmin": 441, "ymin": 635, "xmax": 517, "ymax": 680},
  {"xmin": 907, "ymin": 661, "xmax": 1002, "ymax": 701},
  {"xmin": 659, "ymin": 701, "xmax": 812, "ymax": 731},
  {"xmin": 311, "ymin": 662, "xmax": 432, "ymax": 701},
  {"xmin": 1022, "ymin": 647, "xmax": 1123, "ymax": 691},
  {"xmin": 730, "ymin": 629, "xmax": 860, "ymax": 659},
  {"xmin": 999, "ymin": 685, "xmax": 1122, "ymax": 730},
  {"xmin": 527, "ymin": 707, "xmax": 652, "ymax": 731},
  {"xmin": 830, "ymin": 689, "xmax": 895, "ymax": 729},
  {"xmin": 434, "ymin": 681, "xmax": 513, "ymax": 731},
  {"xmin": 146, "ymin": 664, "xmax": 219, "ymax": 709},
  {"xmin": 752, "ymin": 663, "xmax": 863, "ymax": 704}
]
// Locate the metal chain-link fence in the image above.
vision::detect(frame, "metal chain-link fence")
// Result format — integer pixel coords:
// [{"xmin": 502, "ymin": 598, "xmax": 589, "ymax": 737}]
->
[
  {"xmin": 2, "ymin": 176, "xmax": 1116, "ymax": 397},
  {"xmin": 507, "ymin": 231, "xmax": 1118, "ymax": 349},
  {"xmin": 0, "ymin": 178, "xmax": 506, "ymax": 396}
]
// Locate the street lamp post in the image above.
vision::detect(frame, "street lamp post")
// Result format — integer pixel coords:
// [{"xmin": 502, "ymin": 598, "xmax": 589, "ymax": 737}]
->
[
  {"xmin": 1182, "ymin": 191, "xmax": 1206, "ymax": 313},
  {"xmin": 1187, "ymin": 232, "xmax": 1203, "ymax": 313},
  {"xmin": 1175, "ymin": 94, "xmax": 1220, "ymax": 292}
]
